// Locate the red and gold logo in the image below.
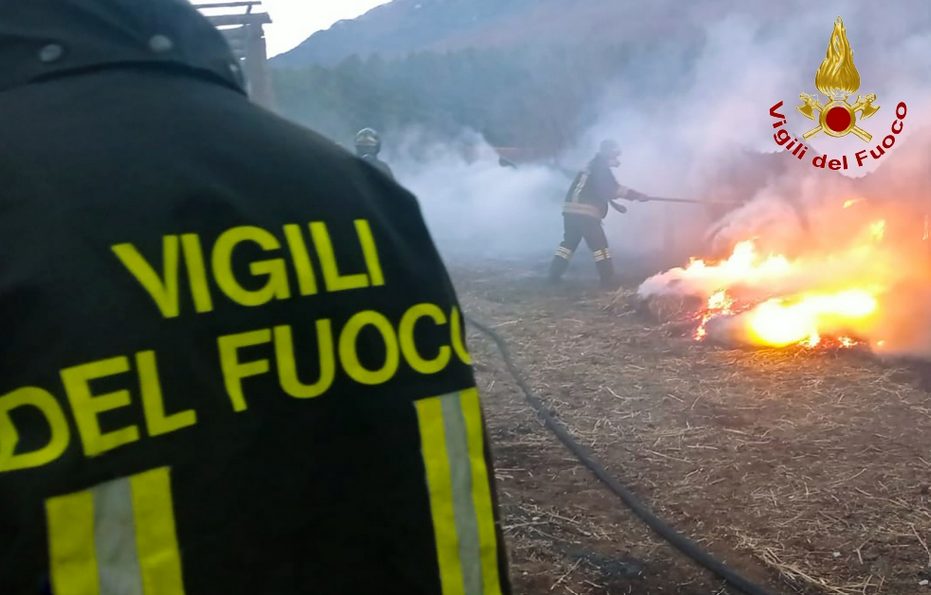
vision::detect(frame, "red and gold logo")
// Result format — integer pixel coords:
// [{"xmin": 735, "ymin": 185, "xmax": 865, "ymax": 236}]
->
[
  {"xmin": 797, "ymin": 17, "xmax": 879, "ymax": 142},
  {"xmin": 768, "ymin": 17, "xmax": 908, "ymax": 171}
]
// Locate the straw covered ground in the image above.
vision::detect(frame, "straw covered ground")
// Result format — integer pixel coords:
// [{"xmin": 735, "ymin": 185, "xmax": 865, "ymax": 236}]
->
[{"xmin": 452, "ymin": 261, "xmax": 931, "ymax": 595}]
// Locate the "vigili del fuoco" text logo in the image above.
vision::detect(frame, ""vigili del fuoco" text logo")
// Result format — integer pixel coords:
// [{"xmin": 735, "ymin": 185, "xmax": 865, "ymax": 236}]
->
[{"xmin": 769, "ymin": 17, "xmax": 908, "ymax": 171}]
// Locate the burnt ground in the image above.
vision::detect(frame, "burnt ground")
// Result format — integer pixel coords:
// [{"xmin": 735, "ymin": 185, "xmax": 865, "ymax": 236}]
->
[{"xmin": 451, "ymin": 260, "xmax": 931, "ymax": 595}]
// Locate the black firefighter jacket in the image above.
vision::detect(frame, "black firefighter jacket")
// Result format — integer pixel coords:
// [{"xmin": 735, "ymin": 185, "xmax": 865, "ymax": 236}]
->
[
  {"xmin": 0, "ymin": 1, "xmax": 510, "ymax": 594},
  {"xmin": 562, "ymin": 154, "xmax": 621, "ymax": 219}
]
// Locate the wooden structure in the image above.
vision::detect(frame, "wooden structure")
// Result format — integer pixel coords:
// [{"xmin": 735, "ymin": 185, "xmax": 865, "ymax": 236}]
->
[{"xmin": 197, "ymin": 1, "xmax": 275, "ymax": 109}]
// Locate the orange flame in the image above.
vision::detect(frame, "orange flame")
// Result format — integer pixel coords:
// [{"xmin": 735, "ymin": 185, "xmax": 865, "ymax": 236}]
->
[
  {"xmin": 843, "ymin": 198, "xmax": 863, "ymax": 209},
  {"xmin": 695, "ymin": 289, "xmax": 734, "ymax": 340},
  {"xmin": 744, "ymin": 290, "xmax": 877, "ymax": 347},
  {"xmin": 643, "ymin": 216, "xmax": 894, "ymax": 351}
]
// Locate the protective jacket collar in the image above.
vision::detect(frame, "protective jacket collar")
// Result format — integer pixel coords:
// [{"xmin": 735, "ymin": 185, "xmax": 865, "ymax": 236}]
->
[{"xmin": 0, "ymin": 0, "xmax": 245, "ymax": 94}]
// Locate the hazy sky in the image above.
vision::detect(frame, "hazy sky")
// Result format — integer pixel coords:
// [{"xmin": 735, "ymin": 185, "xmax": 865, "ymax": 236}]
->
[{"xmin": 261, "ymin": 1, "xmax": 392, "ymax": 56}]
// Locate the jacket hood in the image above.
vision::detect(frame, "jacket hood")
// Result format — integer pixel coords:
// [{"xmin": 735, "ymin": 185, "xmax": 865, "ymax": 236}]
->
[{"xmin": 0, "ymin": 0, "xmax": 246, "ymax": 94}]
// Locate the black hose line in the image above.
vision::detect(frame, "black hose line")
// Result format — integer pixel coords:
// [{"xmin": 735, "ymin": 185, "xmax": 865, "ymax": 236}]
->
[{"xmin": 466, "ymin": 315, "xmax": 774, "ymax": 595}]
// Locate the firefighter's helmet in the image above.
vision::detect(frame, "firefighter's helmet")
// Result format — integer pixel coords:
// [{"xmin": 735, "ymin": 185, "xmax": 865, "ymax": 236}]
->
[
  {"xmin": 355, "ymin": 128, "xmax": 382, "ymax": 156},
  {"xmin": 599, "ymin": 139, "xmax": 621, "ymax": 166}
]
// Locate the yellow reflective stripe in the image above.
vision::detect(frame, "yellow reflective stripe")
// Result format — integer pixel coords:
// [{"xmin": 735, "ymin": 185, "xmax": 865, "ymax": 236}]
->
[
  {"xmin": 47, "ymin": 489, "xmax": 100, "ymax": 595},
  {"xmin": 563, "ymin": 203, "xmax": 602, "ymax": 218},
  {"xmin": 130, "ymin": 468, "xmax": 186, "ymax": 595},
  {"xmin": 46, "ymin": 469, "xmax": 185, "ymax": 595},
  {"xmin": 415, "ymin": 397, "xmax": 465, "ymax": 595},
  {"xmin": 460, "ymin": 389, "xmax": 503, "ymax": 595}
]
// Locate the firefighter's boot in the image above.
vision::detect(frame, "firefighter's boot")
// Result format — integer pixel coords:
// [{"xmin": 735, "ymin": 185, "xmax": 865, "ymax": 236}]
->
[
  {"xmin": 548, "ymin": 247, "xmax": 572, "ymax": 283},
  {"xmin": 548, "ymin": 256, "xmax": 569, "ymax": 283},
  {"xmin": 594, "ymin": 250, "xmax": 618, "ymax": 290}
]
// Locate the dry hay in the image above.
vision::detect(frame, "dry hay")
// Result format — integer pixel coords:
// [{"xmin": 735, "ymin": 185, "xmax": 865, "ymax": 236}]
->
[{"xmin": 454, "ymin": 264, "xmax": 931, "ymax": 594}]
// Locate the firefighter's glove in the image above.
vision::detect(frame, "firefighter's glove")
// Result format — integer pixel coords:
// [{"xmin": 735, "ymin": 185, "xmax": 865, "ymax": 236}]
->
[
  {"xmin": 609, "ymin": 200, "xmax": 628, "ymax": 214},
  {"xmin": 630, "ymin": 190, "xmax": 650, "ymax": 202}
]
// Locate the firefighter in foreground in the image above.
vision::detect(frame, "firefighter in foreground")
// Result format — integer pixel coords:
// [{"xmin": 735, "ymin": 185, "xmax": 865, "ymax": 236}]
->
[
  {"xmin": 355, "ymin": 127, "xmax": 395, "ymax": 180},
  {"xmin": 0, "ymin": 1, "xmax": 510, "ymax": 594},
  {"xmin": 548, "ymin": 140, "xmax": 648, "ymax": 289}
]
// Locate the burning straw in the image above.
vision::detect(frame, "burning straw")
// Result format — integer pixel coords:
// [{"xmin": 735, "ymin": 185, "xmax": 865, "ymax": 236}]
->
[{"xmin": 637, "ymin": 196, "xmax": 931, "ymax": 356}]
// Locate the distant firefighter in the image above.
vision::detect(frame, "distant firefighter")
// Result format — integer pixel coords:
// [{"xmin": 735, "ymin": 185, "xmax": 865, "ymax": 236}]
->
[
  {"xmin": 354, "ymin": 127, "xmax": 394, "ymax": 179},
  {"xmin": 548, "ymin": 139, "xmax": 647, "ymax": 289}
]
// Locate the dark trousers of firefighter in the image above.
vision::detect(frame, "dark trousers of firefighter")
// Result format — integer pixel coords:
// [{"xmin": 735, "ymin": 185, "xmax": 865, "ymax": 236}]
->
[{"xmin": 548, "ymin": 214, "xmax": 615, "ymax": 287}]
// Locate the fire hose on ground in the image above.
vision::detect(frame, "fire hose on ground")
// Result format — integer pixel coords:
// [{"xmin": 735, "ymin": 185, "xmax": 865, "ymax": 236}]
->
[{"xmin": 465, "ymin": 315, "xmax": 774, "ymax": 595}]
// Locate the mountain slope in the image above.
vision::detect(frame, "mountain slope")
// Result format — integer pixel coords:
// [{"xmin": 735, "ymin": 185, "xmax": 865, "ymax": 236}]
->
[
  {"xmin": 274, "ymin": 0, "xmax": 535, "ymax": 67},
  {"xmin": 272, "ymin": 0, "xmax": 722, "ymax": 68}
]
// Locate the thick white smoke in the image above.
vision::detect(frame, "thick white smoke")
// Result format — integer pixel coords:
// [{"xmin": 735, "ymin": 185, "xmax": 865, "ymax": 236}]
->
[
  {"xmin": 576, "ymin": 2, "xmax": 931, "ymax": 257},
  {"xmin": 387, "ymin": 130, "xmax": 566, "ymax": 260},
  {"xmin": 375, "ymin": 1, "xmax": 931, "ymax": 292},
  {"xmin": 618, "ymin": 1, "xmax": 931, "ymax": 356}
]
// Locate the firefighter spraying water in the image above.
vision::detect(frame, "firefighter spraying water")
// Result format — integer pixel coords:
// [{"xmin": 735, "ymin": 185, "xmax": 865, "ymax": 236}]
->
[
  {"xmin": 547, "ymin": 140, "xmax": 649, "ymax": 289},
  {"xmin": 547, "ymin": 140, "xmax": 743, "ymax": 289}
]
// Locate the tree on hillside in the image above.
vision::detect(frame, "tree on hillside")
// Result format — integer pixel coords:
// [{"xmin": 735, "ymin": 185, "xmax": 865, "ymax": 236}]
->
[{"xmin": 271, "ymin": 36, "xmax": 701, "ymax": 155}]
